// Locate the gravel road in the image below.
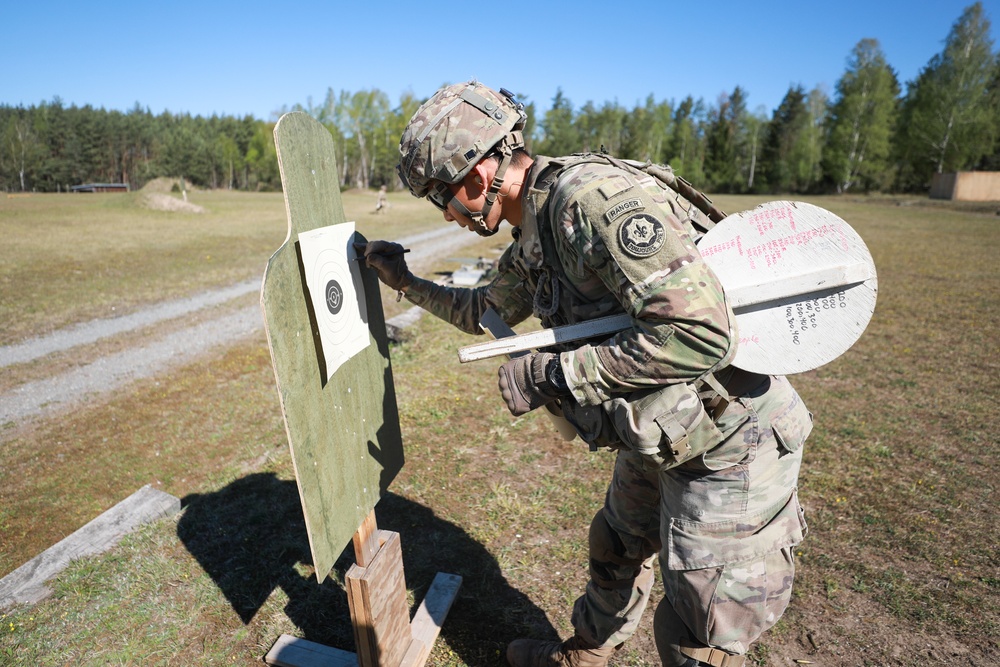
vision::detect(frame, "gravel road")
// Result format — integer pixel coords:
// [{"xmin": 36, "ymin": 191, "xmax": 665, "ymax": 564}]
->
[{"xmin": 0, "ymin": 224, "xmax": 479, "ymax": 426}]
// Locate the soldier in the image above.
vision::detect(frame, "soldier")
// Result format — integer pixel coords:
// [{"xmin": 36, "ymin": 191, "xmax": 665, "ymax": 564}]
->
[
  {"xmin": 375, "ymin": 184, "xmax": 389, "ymax": 213},
  {"xmin": 358, "ymin": 81, "xmax": 812, "ymax": 667}
]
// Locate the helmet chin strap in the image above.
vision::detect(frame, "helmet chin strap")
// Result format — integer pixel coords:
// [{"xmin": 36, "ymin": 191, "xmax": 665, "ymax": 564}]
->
[
  {"xmin": 466, "ymin": 145, "xmax": 517, "ymax": 237},
  {"xmin": 443, "ymin": 196, "xmax": 496, "ymax": 237},
  {"xmin": 473, "ymin": 218, "xmax": 501, "ymax": 238}
]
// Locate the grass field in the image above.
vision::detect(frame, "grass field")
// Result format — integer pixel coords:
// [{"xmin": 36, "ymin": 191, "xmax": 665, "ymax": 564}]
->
[
  {"xmin": 0, "ymin": 187, "xmax": 442, "ymax": 345},
  {"xmin": 1, "ymin": 190, "xmax": 998, "ymax": 666}
]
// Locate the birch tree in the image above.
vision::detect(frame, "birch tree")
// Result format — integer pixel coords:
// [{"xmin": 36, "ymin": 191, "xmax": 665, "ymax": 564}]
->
[
  {"xmin": 823, "ymin": 39, "xmax": 900, "ymax": 192},
  {"xmin": 4, "ymin": 113, "xmax": 42, "ymax": 191},
  {"xmin": 341, "ymin": 90, "xmax": 390, "ymax": 189},
  {"xmin": 896, "ymin": 2, "xmax": 997, "ymax": 189},
  {"xmin": 745, "ymin": 105, "xmax": 769, "ymax": 191}
]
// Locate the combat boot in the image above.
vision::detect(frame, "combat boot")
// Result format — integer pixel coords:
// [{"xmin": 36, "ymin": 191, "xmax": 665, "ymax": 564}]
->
[{"xmin": 506, "ymin": 635, "xmax": 618, "ymax": 667}]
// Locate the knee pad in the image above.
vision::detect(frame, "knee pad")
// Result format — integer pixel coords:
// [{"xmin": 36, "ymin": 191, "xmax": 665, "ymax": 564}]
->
[
  {"xmin": 590, "ymin": 511, "xmax": 650, "ymax": 565},
  {"xmin": 588, "ymin": 511, "xmax": 653, "ymax": 589}
]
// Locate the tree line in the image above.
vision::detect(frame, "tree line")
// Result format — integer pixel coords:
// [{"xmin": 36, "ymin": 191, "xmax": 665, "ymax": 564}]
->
[
  {"xmin": 529, "ymin": 3, "xmax": 998, "ymax": 195},
  {"xmin": 1, "ymin": 3, "xmax": 996, "ymax": 196}
]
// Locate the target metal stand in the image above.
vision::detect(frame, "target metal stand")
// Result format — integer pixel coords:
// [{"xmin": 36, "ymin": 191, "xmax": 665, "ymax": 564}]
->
[{"xmin": 261, "ymin": 112, "xmax": 460, "ymax": 667}]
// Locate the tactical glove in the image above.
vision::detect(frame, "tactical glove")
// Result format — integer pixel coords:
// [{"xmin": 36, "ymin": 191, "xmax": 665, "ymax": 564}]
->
[
  {"xmin": 355, "ymin": 240, "xmax": 413, "ymax": 291},
  {"xmin": 497, "ymin": 352, "xmax": 570, "ymax": 416}
]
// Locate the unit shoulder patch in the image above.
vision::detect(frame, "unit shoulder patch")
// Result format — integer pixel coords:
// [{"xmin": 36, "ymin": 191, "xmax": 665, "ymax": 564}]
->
[
  {"xmin": 604, "ymin": 198, "xmax": 644, "ymax": 224},
  {"xmin": 618, "ymin": 213, "xmax": 666, "ymax": 258}
]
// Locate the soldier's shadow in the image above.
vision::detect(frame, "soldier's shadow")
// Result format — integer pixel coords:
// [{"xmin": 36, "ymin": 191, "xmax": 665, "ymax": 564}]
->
[{"xmin": 177, "ymin": 473, "xmax": 557, "ymax": 665}]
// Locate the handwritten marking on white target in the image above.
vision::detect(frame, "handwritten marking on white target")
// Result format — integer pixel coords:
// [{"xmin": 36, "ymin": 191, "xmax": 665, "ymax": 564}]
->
[
  {"xmin": 700, "ymin": 201, "xmax": 878, "ymax": 375},
  {"xmin": 298, "ymin": 221, "xmax": 370, "ymax": 380}
]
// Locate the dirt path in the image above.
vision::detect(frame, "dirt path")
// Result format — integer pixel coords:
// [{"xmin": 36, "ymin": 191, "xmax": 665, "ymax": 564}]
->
[{"xmin": 0, "ymin": 225, "xmax": 477, "ymax": 426}]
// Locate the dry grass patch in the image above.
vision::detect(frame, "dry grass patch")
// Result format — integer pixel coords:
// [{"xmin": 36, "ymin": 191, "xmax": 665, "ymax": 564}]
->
[{"xmin": 0, "ymin": 335, "xmax": 286, "ymax": 577}]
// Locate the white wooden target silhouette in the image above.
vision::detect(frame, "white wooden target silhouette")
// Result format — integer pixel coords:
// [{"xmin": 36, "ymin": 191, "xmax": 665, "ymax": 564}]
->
[
  {"xmin": 457, "ymin": 201, "xmax": 878, "ymax": 376},
  {"xmin": 699, "ymin": 201, "xmax": 878, "ymax": 375}
]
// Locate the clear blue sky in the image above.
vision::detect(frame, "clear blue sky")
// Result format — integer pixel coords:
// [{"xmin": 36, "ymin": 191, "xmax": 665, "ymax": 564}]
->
[{"xmin": 5, "ymin": 0, "xmax": 998, "ymax": 121}]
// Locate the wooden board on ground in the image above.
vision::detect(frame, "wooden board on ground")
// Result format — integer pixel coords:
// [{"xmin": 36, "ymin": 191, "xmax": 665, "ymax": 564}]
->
[
  {"xmin": 261, "ymin": 111, "xmax": 404, "ymax": 582},
  {"xmin": 266, "ymin": 635, "xmax": 359, "ymax": 667},
  {"xmin": 0, "ymin": 485, "xmax": 180, "ymax": 609}
]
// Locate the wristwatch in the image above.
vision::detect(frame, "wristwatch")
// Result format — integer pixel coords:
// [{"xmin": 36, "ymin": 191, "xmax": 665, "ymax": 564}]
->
[{"xmin": 545, "ymin": 355, "xmax": 569, "ymax": 393}]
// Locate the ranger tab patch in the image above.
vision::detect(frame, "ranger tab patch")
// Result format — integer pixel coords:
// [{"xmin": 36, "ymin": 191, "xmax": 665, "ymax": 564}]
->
[
  {"xmin": 604, "ymin": 198, "xmax": 643, "ymax": 224},
  {"xmin": 618, "ymin": 213, "xmax": 665, "ymax": 257}
]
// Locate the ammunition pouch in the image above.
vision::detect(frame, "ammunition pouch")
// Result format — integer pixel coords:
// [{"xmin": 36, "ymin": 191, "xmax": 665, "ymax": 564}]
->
[
  {"xmin": 609, "ymin": 383, "xmax": 720, "ymax": 470},
  {"xmin": 561, "ymin": 367, "xmax": 768, "ymax": 472}
]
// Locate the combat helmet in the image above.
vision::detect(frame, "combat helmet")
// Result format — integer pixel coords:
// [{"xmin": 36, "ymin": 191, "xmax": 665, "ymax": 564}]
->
[{"xmin": 397, "ymin": 80, "xmax": 526, "ymax": 236}]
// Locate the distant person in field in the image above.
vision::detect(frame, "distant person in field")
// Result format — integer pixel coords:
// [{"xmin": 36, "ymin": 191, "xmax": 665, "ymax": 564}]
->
[
  {"xmin": 375, "ymin": 184, "xmax": 389, "ymax": 213},
  {"xmin": 359, "ymin": 81, "xmax": 812, "ymax": 667}
]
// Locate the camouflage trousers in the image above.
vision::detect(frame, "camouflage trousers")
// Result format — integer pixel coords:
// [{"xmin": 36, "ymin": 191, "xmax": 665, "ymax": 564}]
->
[{"xmin": 571, "ymin": 376, "xmax": 811, "ymax": 660}]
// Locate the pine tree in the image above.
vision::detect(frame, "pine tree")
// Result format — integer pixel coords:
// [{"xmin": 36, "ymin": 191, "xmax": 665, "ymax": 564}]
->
[
  {"xmin": 704, "ymin": 87, "xmax": 750, "ymax": 193},
  {"xmin": 704, "ymin": 94, "xmax": 737, "ymax": 192},
  {"xmin": 667, "ymin": 96, "xmax": 707, "ymax": 186},
  {"xmin": 761, "ymin": 86, "xmax": 809, "ymax": 193}
]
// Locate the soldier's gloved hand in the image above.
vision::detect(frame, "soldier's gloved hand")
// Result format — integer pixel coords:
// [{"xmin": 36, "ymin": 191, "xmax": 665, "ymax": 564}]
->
[
  {"xmin": 354, "ymin": 240, "xmax": 413, "ymax": 291},
  {"xmin": 497, "ymin": 352, "xmax": 570, "ymax": 416}
]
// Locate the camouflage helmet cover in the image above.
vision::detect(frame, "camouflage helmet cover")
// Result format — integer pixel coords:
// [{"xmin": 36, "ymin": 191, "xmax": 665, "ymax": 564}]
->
[{"xmin": 397, "ymin": 80, "xmax": 526, "ymax": 199}]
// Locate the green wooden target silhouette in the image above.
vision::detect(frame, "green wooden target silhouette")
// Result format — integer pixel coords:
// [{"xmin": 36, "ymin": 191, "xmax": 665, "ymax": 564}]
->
[{"xmin": 260, "ymin": 112, "xmax": 404, "ymax": 582}]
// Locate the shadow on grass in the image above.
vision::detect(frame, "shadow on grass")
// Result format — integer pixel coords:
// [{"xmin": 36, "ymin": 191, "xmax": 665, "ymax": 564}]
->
[{"xmin": 177, "ymin": 472, "xmax": 557, "ymax": 665}]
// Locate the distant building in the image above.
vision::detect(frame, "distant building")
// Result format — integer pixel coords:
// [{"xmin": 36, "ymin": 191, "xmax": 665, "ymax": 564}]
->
[
  {"xmin": 929, "ymin": 172, "xmax": 1000, "ymax": 201},
  {"xmin": 70, "ymin": 183, "xmax": 130, "ymax": 193}
]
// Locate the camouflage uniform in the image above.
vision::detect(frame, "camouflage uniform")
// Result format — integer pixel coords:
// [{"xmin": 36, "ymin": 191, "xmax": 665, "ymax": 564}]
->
[{"xmin": 404, "ymin": 153, "xmax": 811, "ymax": 663}]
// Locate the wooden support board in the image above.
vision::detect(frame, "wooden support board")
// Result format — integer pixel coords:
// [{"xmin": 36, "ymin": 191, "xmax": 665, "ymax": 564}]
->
[
  {"xmin": 347, "ymin": 530, "xmax": 413, "ymax": 667},
  {"xmin": 261, "ymin": 112, "xmax": 404, "ymax": 582},
  {"xmin": 265, "ymin": 519, "xmax": 462, "ymax": 667},
  {"xmin": 266, "ymin": 570, "xmax": 461, "ymax": 667}
]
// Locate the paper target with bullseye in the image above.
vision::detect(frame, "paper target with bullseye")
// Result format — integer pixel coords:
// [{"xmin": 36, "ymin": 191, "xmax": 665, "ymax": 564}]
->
[{"xmin": 298, "ymin": 221, "xmax": 370, "ymax": 381}]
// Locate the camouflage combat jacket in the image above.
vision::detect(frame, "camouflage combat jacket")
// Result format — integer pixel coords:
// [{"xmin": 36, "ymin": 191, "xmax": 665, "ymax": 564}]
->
[{"xmin": 405, "ymin": 154, "xmax": 740, "ymax": 459}]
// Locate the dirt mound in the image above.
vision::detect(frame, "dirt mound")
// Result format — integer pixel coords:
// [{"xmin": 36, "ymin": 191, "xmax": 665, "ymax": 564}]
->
[
  {"xmin": 140, "ymin": 177, "xmax": 194, "ymax": 194},
  {"xmin": 141, "ymin": 193, "xmax": 206, "ymax": 213}
]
